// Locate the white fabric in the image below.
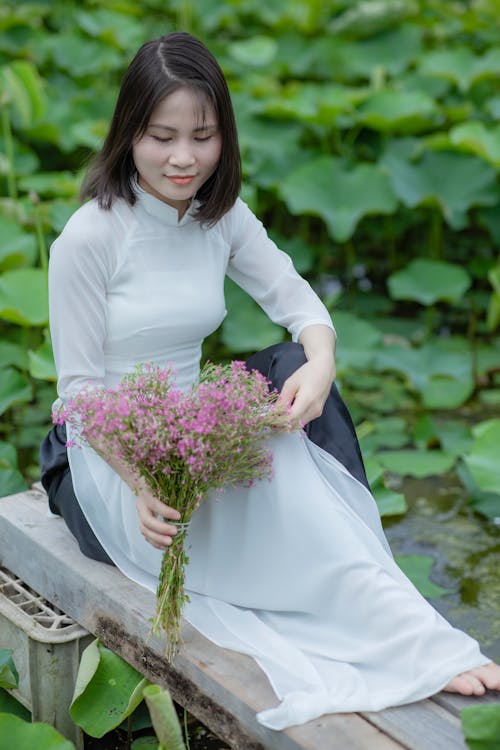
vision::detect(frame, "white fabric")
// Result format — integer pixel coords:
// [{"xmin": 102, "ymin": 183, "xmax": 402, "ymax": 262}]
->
[{"xmin": 49, "ymin": 188, "xmax": 489, "ymax": 730}]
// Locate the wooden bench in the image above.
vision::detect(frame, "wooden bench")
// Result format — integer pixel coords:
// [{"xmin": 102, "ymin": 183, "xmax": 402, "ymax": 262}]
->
[{"xmin": 0, "ymin": 486, "xmax": 495, "ymax": 749}]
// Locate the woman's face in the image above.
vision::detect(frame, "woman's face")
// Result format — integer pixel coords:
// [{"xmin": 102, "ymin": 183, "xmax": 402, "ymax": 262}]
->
[{"xmin": 132, "ymin": 87, "xmax": 222, "ymax": 216}]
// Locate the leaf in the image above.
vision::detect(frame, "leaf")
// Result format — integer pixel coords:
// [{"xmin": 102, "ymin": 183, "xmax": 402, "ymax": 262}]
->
[
  {"xmin": 461, "ymin": 703, "xmax": 500, "ymax": 750},
  {"xmin": 422, "ymin": 375, "xmax": 475, "ymax": 410},
  {"xmin": 263, "ymin": 82, "xmax": 361, "ymax": 125},
  {"xmin": 0, "ymin": 60, "xmax": 46, "ymax": 127},
  {"xmin": 388, "ymin": 259, "xmax": 471, "ymax": 306},
  {"xmin": 372, "ymin": 482, "xmax": 408, "ymax": 516},
  {"xmin": 0, "ymin": 469, "xmax": 27, "ymax": 497},
  {"xmin": 357, "ymin": 89, "xmax": 439, "ymax": 133},
  {"xmin": 228, "ymin": 36, "xmax": 277, "ymax": 67},
  {"xmin": 457, "ymin": 462, "xmax": 500, "ymax": 522},
  {"xmin": 419, "ymin": 46, "xmax": 500, "ymax": 92},
  {"xmin": 328, "ymin": 25, "xmax": 423, "ymax": 79},
  {"xmin": 0, "ymin": 688, "xmax": 31, "ymax": 720},
  {"xmin": 0, "ymin": 441, "xmax": 18, "ymax": 469},
  {"xmin": 0, "ymin": 341, "xmax": 28, "ymax": 370},
  {"xmin": 18, "ymin": 171, "xmax": 80, "ymax": 199},
  {"xmin": 143, "ymin": 685, "xmax": 186, "ymax": 750},
  {"xmin": 449, "ymin": 121, "xmax": 500, "ymax": 168},
  {"xmin": 0, "ymin": 649, "xmax": 18, "ymax": 690},
  {"xmin": 463, "ymin": 419, "xmax": 500, "ymax": 496},
  {"xmin": 0, "ymin": 714, "xmax": 75, "ymax": 750},
  {"xmin": 395, "ymin": 555, "xmax": 451, "ymax": 598},
  {"xmin": 279, "ymin": 156, "xmax": 397, "ymax": 242},
  {"xmin": 373, "ymin": 341, "xmax": 473, "ymax": 396},
  {"xmin": 0, "ymin": 268, "xmax": 48, "ymax": 326},
  {"xmin": 28, "ymin": 332, "xmax": 56, "ymax": 381},
  {"xmin": 377, "ymin": 450, "xmax": 456, "ymax": 477},
  {"xmin": 330, "ymin": 310, "xmax": 382, "ymax": 371},
  {"xmin": 381, "ymin": 150, "xmax": 497, "ymax": 229},
  {"xmin": 131, "ymin": 738, "xmax": 159, "ymax": 749},
  {"xmin": 70, "ymin": 640, "xmax": 149, "ymax": 738},
  {"xmin": 0, "ymin": 216, "xmax": 37, "ymax": 270},
  {"xmin": 329, "ymin": 1, "xmax": 419, "ymax": 37},
  {"xmin": 222, "ymin": 280, "xmax": 284, "ymax": 353},
  {"xmin": 0, "ymin": 368, "xmax": 31, "ymax": 415}
]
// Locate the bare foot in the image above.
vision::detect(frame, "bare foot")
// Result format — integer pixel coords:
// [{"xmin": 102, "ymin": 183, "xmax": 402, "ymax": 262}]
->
[{"xmin": 444, "ymin": 662, "xmax": 500, "ymax": 696}]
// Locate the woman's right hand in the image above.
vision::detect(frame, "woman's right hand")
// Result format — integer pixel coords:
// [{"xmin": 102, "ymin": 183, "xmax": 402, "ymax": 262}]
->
[{"xmin": 134, "ymin": 477, "xmax": 181, "ymax": 550}]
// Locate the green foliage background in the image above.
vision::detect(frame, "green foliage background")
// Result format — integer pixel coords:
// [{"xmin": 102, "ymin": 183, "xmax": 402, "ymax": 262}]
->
[{"xmin": 0, "ymin": 0, "xmax": 499, "ymax": 527}]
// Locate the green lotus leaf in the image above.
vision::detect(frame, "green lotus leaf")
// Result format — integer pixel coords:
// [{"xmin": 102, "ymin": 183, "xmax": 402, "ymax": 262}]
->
[
  {"xmin": 486, "ymin": 95, "xmax": 500, "ymax": 119},
  {"xmin": 0, "ymin": 714, "xmax": 74, "ymax": 750},
  {"xmin": 28, "ymin": 331, "xmax": 56, "ymax": 381},
  {"xmin": 328, "ymin": 25, "xmax": 423, "ymax": 80},
  {"xmin": 18, "ymin": 171, "xmax": 80, "ymax": 199},
  {"xmin": 377, "ymin": 449, "xmax": 456, "ymax": 477},
  {"xmin": 228, "ymin": 36, "xmax": 277, "ymax": 67},
  {"xmin": 0, "ymin": 216, "xmax": 37, "ymax": 270},
  {"xmin": 0, "ymin": 649, "xmax": 18, "ymax": 690},
  {"xmin": 70, "ymin": 640, "xmax": 149, "ymax": 738},
  {"xmin": 0, "ymin": 468, "xmax": 27, "ymax": 497},
  {"xmin": 329, "ymin": 1, "xmax": 419, "ymax": 37},
  {"xmin": 382, "ymin": 150, "xmax": 497, "ymax": 228},
  {"xmin": 463, "ymin": 419, "xmax": 500, "ymax": 496},
  {"xmin": 0, "ymin": 687, "xmax": 31, "ymax": 720},
  {"xmin": 457, "ymin": 462, "xmax": 500, "ymax": 521},
  {"xmin": 372, "ymin": 482, "xmax": 408, "ymax": 517},
  {"xmin": 0, "ymin": 60, "xmax": 46, "ymax": 127},
  {"xmin": 143, "ymin": 685, "xmax": 186, "ymax": 750},
  {"xmin": 0, "ymin": 268, "xmax": 48, "ymax": 326},
  {"xmin": 357, "ymin": 89, "xmax": 439, "ymax": 133},
  {"xmin": 373, "ymin": 340, "xmax": 473, "ymax": 394},
  {"xmin": 279, "ymin": 156, "xmax": 397, "ymax": 241},
  {"xmin": 422, "ymin": 375, "xmax": 475, "ymax": 409},
  {"xmin": 330, "ymin": 310, "xmax": 382, "ymax": 371},
  {"xmin": 74, "ymin": 8, "xmax": 144, "ymax": 50},
  {"xmin": 131, "ymin": 738, "xmax": 159, "ymax": 750},
  {"xmin": 395, "ymin": 555, "xmax": 451, "ymax": 598},
  {"xmin": 222, "ymin": 280, "xmax": 284, "ymax": 353},
  {"xmin": 0, "ymin": 340, "xmax": 28, "ymax": 370},
  {"xmin": 263, "ymin": 82, "xmax": 362, "ymax": 124},
  {"xmin": 419, "ymin": 46, "xmax": 500, "ymax": 92},
  {"xmin": 0, "ymin": 441, "xmax": 18, "ymax": 469},
  {"xmin": 461, "ymin": 703, "xmax": 500, "ymax": 750},
  {"xmin": 478, "ymin": 206, "xmax": 500, "ymax": 244},
  {"xmin": 449, "ymin": 121, "xmax": 500, "ymax": 167},
  {"xmin": 388, "ymin": 259, "xmax": 471, "ymax": 305},
  {"xmin": 46, "ymin": 33, "xmax": 123, "ymax": 76},
  {"xmin": 0, "ymin": 368, "xmax": 31, "ymax": 415},
  {"xmin": 0, "ymin": 138, "xmax": 40, "ymax": 177}
]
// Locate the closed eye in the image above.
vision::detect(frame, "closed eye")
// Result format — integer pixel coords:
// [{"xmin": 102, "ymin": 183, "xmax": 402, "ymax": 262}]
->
[{"xmin": 152, "ymin": 136, "xmax": 172, "ymax": 143}]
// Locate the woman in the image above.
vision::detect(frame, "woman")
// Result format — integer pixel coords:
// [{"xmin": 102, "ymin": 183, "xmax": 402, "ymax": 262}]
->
[{"xmin": 41, "ymin": 31, "xmax": 499, "ymax": 730}]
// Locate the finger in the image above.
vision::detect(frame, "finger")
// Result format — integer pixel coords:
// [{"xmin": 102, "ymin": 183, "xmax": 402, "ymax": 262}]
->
[
  {"xmin": 278, "ymin": 378, "xmax": 298, "ymax": 406},
  {"xmin": 141, "ymin": 527, "xmax": 174, "ymax": 549}
]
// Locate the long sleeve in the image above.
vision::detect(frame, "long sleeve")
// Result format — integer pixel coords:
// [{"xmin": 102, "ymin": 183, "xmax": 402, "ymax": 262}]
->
[
  {"xmin": 225, "ymin": 199, "xmax": 334, "ymax": 342},
  {"xmin": 48, "ymin": 201, "xmax": 122, "ymax": 401}
]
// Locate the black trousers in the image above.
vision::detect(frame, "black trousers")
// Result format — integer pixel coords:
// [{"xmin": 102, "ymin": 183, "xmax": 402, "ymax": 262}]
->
[{"xmin": 40, "ymin": 343, "xmax": 368, "ymax": 565}]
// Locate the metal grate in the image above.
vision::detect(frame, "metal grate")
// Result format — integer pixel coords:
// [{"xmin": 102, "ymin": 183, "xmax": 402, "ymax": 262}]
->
[{"xmin": 0, "ymin": 565, "xmax": 76, "ymax": 631}]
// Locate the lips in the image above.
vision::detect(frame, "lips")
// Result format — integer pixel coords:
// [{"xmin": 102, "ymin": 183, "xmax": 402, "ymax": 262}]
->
[{"xmin": 167, "ymin": 175, "xmax": 196, "ymax": 185}]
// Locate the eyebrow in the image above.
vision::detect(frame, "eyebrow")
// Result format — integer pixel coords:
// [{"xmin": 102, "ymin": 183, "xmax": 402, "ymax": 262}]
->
[{"xmin": 148, "ymin": 123, "xmax": 218, "ymax": 133}]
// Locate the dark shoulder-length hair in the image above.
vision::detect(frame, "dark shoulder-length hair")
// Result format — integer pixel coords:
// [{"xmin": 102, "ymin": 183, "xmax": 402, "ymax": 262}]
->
[{"xmin": 80, "ymin": 32, "xmax": 241, "ymax": 225}]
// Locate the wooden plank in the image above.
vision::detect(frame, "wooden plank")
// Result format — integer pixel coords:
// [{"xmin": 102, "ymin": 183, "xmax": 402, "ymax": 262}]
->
[
  {"xmin": 432, "ymin": 691, "xmax": 500, "ymax": 716},
  {"xmin": 361, "ymin": 700, "xmax": 467, "ymax": 750},
  {"xmin": 0, "ymin": 489, "xmax": 405, "ymax": 750}
]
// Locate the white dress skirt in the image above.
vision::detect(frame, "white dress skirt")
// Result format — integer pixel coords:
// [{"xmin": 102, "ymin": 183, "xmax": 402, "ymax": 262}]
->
[{"xmin": 67, "ymin": 427, "xmax": 489, "ymax": 730}]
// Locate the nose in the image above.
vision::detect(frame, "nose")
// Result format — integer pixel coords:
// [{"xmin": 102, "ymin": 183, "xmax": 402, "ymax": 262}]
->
[{"xmin": 168, "ymin": 141, "xmax": 195, "ymax": 168}]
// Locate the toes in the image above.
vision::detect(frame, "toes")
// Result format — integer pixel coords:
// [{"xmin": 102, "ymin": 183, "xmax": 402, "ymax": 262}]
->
[{"xmin": 470, "ymin": 664, "xmax": 500, "ymax": 691}]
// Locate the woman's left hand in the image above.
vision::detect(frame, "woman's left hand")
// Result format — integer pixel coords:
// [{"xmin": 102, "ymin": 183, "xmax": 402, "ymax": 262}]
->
[{"xmin": 277, "ymin": 324, "xmax": 336, "ymax": 426}]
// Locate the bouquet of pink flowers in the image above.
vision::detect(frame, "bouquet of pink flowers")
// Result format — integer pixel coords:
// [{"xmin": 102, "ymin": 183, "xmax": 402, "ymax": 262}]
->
[{"xmin": 54, "ymin": 361, "xmax": 294, "ymax": 660}]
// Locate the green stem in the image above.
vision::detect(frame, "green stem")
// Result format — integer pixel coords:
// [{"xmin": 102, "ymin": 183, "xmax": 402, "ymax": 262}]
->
[
  {"xmin": 184, "ymin": 708, "xmax": 191, "ymax": 750},
  {"xmin": 429, "ymin": 209, "xmax": 442, "ymax": 260},
  {"xmin": 33, "ymin": 200, "xmax": 48, "ymax": 272},
  {"xmin": 1, "ymin": 103, "xmax": 17, "ymax": 200}
]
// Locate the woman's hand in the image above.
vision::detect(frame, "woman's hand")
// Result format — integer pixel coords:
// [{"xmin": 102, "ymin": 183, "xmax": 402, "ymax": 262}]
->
[
  {"xmin": 278, "ymin": 325, "xmax": 336, "ymax": 426},
  {"xmin": 135, "ymin": 477, "xmax": 181, "ymax": 549}
]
